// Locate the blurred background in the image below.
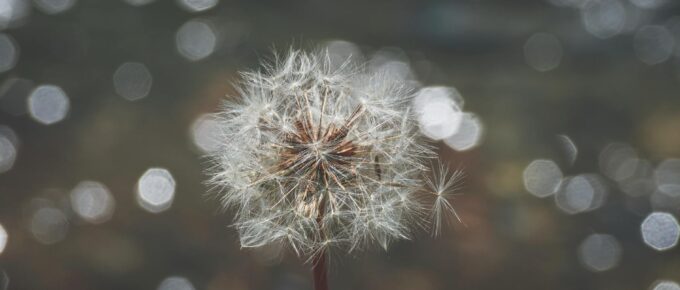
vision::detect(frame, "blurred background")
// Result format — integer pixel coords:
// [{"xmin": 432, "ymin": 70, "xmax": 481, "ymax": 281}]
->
[{"xmin": 1, "ymin": 0, "xmax": 680, "ymax": 289}]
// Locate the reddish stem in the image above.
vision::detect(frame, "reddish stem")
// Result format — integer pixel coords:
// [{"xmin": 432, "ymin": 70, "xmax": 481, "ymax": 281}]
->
[
  {"xmin": 313, "ymin": 197, "xmax": 329, "ymax": 290},
  {"xmin": 312, "ymin": 252, "xmax": 328, "ymax": 290}
]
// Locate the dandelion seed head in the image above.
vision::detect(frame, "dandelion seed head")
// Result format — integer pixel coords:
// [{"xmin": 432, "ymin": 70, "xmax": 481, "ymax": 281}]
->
[{"xmin": 208, "ymin": 49, "xmax": 462, "ymax": 257}]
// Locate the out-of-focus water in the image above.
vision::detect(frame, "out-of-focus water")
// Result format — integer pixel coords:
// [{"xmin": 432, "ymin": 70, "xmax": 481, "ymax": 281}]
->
[{"xmin": 1, "ymin": 1, "xmax": 680, "ymax": 289}]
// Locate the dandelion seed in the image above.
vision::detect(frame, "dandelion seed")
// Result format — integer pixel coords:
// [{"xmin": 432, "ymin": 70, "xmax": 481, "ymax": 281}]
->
[
  {"xmin": 206, "ymin": 49, "xmax": 463, "ymax": 289},
  {"xmin": 425, "ymin": 164, "xmax": 465, "ymax": 236}
]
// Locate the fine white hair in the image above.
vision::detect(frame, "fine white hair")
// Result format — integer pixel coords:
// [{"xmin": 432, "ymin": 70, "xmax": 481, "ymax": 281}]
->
[{"xmin": 207, "ymin": 49, "xmax": 462, "ymax": 259}]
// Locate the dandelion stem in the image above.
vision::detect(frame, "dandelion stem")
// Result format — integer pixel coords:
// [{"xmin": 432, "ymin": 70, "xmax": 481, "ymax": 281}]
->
[
  {"xmin": 313, "ymin": 195, "xmax": 329, "ymax": 290},
  {"xmin": 312, "ymin": 251, "xmax": 328, "ymax": 290}
]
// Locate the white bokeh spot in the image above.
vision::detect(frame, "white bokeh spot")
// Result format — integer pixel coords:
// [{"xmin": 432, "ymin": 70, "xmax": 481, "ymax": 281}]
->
[
  {"xmin": 641, "ymin": 212, "xmax": 680, "ymax": 251},
  {"xmin": 137, "ymin": 168, "xmax": 176, "ymax": 213},
  {"xmin": 28, "ymin": 85, "xmax": 70, "ymax": 125}
]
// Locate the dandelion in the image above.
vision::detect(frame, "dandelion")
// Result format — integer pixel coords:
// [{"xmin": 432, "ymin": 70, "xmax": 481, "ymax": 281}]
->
[{"xmin": 207, "ymin": 49, "xmax": 462, "ymax": 290}]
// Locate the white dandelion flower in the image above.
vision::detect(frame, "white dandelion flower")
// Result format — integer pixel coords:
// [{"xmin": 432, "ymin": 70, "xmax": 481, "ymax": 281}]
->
[{"xmin": 207, "ymin": 49, "xmax": 462, "ymax": 260}]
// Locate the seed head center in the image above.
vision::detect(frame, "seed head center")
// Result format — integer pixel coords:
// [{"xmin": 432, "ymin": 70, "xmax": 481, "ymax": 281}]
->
[{"xmin": 278, "ymin": 106, "xmax": 365, "ymax": 194}]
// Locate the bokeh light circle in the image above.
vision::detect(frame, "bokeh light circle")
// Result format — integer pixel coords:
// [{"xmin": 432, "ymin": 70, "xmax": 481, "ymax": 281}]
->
[
  {"xmin": 27, "ymin": 85, "xmax": 70, "ymax": 125},
  {"xmin": 523, "ymin": 159, "xmax": 563, "ymax": 198},
  {"xmin": 0, "ymin": 134, "xmax": 16, "ymax": 174},
  {"xmin": 33, "ymin": 0, "xmax": 77, "ymax": 14},
  {"xmin": 137, "ymin": 168, "xmax": 176, "ymax": 213},
  {"xmin": 443, "ymin": 112, "xmax": 484, "ymax": 151},
  {"xmin": 30, "ymin": 207, "xmax": 69, "ymax": 245},
  {"xmin": 177, "ymin": 0, "xmax": 218, "ymax": 12},
  {"xmin": 113, "ymin": 62, "xmax": 153, "ymax": 101},
  {"xmin": 0, "ymin": 223, "xmax": 7, "ymax": 255},
  {"xmin": 578, "ymin": 233, "xmax": 622, "ymax": 272},
  {"xmin": 176, "ymin": 19, "xmax": 217, "ymax": 61},
  {"xmin": 524, "ymin": 32, "xmax": 563, "ymax": 72},
  {"xmin": 158, "ymin": 276, "xmax": 195, "ymax": 290},
  {"xmin": 652, "ymin": 280, "xmax": 680, "ymax": 290},
  {"xmin": 70, "ymin": 181, "xmax": 116, "ymax": 224},
  {"xmin": 190, "ymin": 113, "xmax": 221, "ymax": 153},
  {"xmin": 641, "ymin": 212, "xmax": 680, "ymax": 251},
  {"xmin": 634, "ymin": 25, "xmax": 674, "ymax": 65},
  {"xmin": 0, "ymin": 33, "xmax": 18, "ymax": 73},
  {"xmin": 581, "ymin": 0, "xmax": 626, "ymax": 39}
]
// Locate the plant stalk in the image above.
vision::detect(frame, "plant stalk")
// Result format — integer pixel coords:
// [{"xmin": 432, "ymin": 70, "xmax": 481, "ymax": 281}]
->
[
  {"xmin": 312, "ymin": 251, "xmax": 328, "ymax": 290},
  {"xmin": 313, "ymin": 195, "xmax": 329, "ymax": 290}
]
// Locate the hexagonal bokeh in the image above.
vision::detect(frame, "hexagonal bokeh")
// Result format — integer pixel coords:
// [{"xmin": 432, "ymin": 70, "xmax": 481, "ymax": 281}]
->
[
  {"xmin": 523, "ymin": 159, "xmax": 563, "ymax": 198},
  {"xmin": 177, "ymin": 0, "xmax": 218, "ymax": 12},
  {"xmin": 27, "ymin": 85, "xmax": 69, "ymax": 125},
  {"xmin": 136, "ymin": 168, "xmax": 176, "ymax": 213},
  {"xmin": 158, "ymin": 276, "xmax": 195, "ymax": 290},
  {"xmin": 70, "ymin": 181, "xmax": 116, "ymax": 224},
  {"xmin": 0, "ymin": 223, "xmax": 7, "ymax": 255},
  {"xmin": 641, "ymin": 212, "xmax": 680, "ymax": 251},
  {"xmin": 113, "ymin": 62, "xmax": 153, "ymax": 101},
  {"xmin": 555, "ymin": 174, "xmax": 607, "ymax": 214},
  {"xmin": 652, "ymin": 280, "xmax": 680, "ymax": 290},
  {"xmin": 578, "ymin": 233, "xmax": 622, "ymax": 272},
  {"xmin": 443, "ymin": 112, "xmax": 484, "ymax": 151},
  {"xmin": 176, "ymin": 20, "xmax": 217, "ymax": 61}
]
